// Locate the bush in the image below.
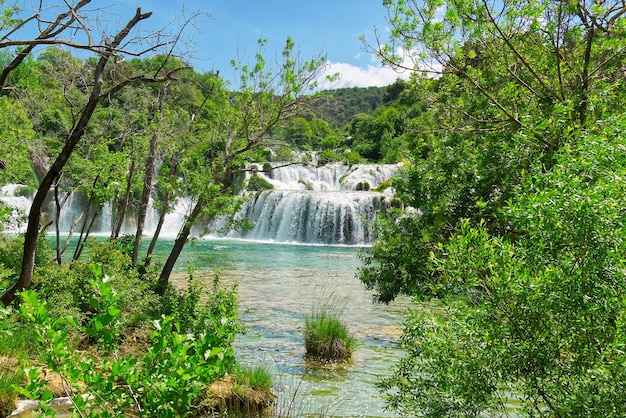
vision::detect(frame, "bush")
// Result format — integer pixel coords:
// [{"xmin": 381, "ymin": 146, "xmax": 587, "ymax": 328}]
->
[
  {"xmin": 33, "ymin": 239, "xmax": 159, "ymax": 331},
  {"xmin": 158, "ymin": 273, "xmax": 244, "ymax": 347},
  {"xmin": 378, "ymin": 121, "xmax": 626, "ymax": 416},
  {"xmin": 11, "ymin": 269, "xmax": 243, "ymax": 417},
  {"xmin": 247, "ymin": 174, "xmax": 274, "ymax": 191}
]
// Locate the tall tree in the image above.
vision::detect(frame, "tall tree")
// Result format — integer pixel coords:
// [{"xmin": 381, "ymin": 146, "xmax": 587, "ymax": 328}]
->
[
  {"xmin": 359, "ymin": 0, "xmax": 626, "ymax": 415},
  {"xmin": 156, "ymin": 37, "xmax": 327, "ymax": 292},
  {"xmin": 0, "ymin": 3, "xmax": 187, "ymax": 305}
]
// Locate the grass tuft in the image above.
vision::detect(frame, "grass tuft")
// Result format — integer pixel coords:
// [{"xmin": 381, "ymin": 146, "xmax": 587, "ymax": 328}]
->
[{"xmin": 304, "ymin": 295, "xmax": 357, "ymax": 362}]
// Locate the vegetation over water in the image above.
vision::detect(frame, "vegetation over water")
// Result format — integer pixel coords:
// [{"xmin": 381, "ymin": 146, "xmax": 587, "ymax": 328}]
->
[
  {"xmin": 304, "ymin": 296, "xmax": 356, "ymax": 362},
  {"xmin": 357, "ymin": 0, "xmax": 626, "ymax": 416}
]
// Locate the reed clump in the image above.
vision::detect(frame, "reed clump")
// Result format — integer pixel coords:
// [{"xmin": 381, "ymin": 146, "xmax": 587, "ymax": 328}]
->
[{"xmin": 304, "ymin": 297, "xmax": 356, "ymax": 362}]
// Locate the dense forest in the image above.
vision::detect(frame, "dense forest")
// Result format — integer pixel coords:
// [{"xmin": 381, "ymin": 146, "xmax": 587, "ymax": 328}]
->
[{"xmin": 2, "ymin": 0, "xmax": 626, "ymax": 416}]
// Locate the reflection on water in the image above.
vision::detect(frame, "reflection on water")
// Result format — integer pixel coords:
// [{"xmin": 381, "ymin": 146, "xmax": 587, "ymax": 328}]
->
[{"xmin": 167, "ymin": 239, "xmax": 407, "ymax": 417}]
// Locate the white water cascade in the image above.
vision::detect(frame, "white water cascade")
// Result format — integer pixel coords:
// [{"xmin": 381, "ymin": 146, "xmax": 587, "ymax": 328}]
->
[
  {"xmin": 223, "ymin": 162, "xmax": 401, "ymax": 245},
  {"xmin": 1, "ymin": 163, "xmax": 401, "ymax": 245},
  {"xmin": 0, "ymin": 184, "xmax": 32, "ymax": 232}
]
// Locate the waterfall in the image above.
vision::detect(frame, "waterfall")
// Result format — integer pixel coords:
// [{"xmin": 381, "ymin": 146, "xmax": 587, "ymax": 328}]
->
[
  {"xmin": 223, "ymin": 162, "xmax": 401, "ymax": 245},
  {"xmin": 1, "ymin": 163, "xmax": 401, "ymax": 245},
  {"xmin": 0, "ymin": 185, "xmax": 32, "ymax": 233},
  {"xmin": 232, "ymin": 190, "xmax": 389, "ymax": 244}
]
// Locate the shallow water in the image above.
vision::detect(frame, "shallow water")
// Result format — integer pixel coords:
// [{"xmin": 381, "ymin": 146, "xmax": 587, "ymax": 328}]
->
[{"xmin": 164, "ymin": 239, "xmax": 407, "ymax": 417}]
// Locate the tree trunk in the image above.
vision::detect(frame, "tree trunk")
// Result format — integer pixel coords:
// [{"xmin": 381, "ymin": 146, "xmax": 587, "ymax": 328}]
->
[
  {"xmin": 72, "ymin": 205, "xmax": 103, "ymax": 262},
  {"xmin": 111, "ymin": 159, "xmax": 136, "ymax": 240},
  {"xmin": 0, "ymin": 7, "xmax": 153, "ymax": 306},
  {"xmin": 72, "ymin": 174, "xmax": 100, "ymax": 261},
  {"xmin": 54, "ymin": 180, "xmax": 64, "ymax": 264},
  {"xmin": 144, "ymin": 189, "xmax": 171, "ymax": 267},
  {"xmin": 132, "ymin": 83, "xmax": 168, "ymax": 266},
  {"xmin": 156, "ymin": 199, "xmax": 204, "ymax": 294}
]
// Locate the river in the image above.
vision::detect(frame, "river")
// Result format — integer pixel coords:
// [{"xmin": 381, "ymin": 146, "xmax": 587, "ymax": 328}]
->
[{"xmin": 161, "ymin": 238, "xmax": 407, "ymax": 417}]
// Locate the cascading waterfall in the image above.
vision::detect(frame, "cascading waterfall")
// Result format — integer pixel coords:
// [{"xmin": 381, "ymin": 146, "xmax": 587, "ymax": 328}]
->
[
  {"xmin": 0, "ymin": 184, "xmax": 32, "ymax": 233},
  {"xmin": 1, "ymin": 162, "xmax": 401, "ymax": 245},
  {"xmin": 225, "ymin": 162, "xmax": 401, "ymax": 245}
]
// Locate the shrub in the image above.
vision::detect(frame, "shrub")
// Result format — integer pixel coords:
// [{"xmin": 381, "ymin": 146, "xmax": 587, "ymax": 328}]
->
[
  {"xmin": 0, "ymin": 307, "xmax": 29, "ymax": 417},
  {"xmin": 34, "ymin": 239, "xmax": 159, "ymax": 331},
  {"xmin": 13, "ymin": 269, "xmax": 243, "ymax": 417},
  {"xmin": 247, "ymin": 174, "xmax": 274, "ymax": 191}
]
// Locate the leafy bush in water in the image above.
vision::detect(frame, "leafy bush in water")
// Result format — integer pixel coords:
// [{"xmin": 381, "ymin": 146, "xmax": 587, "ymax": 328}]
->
[{"xmin": 159, "ymin": 272, "xmax": 244, "ymax": 347}]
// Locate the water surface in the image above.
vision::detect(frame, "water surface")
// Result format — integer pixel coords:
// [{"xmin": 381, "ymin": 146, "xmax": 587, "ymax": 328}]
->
[{"xmin": 163, "ymin": 239, "xmax": 406, "ymax": 417}]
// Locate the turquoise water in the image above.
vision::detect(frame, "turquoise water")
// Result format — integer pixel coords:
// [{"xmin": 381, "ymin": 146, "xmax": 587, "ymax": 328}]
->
[{"xmin": 157, "ymin": 238, "xmax": 407, "ymax": 417}]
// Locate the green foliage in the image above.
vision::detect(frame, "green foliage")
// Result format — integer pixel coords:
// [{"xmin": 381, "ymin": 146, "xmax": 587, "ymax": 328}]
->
[
  {"xmin": 112, "ymin": 234, "xmax": 135, "ymax": 259},
  {"xmin": 377, "ymin": 118, "xmax": 626, "ymax": 416},
  {"xmin": 0, "ymin": 97, "xmax": 35, "ymax": 185},
  {"xmin": 314, "ymin": 85, "xmax": 387, "ymax": 128},
  {"xmin": 0, "ymin": 306, "xmax": 29, "ymax": 417},
  {"xmin": 0, "ymin": 234, "xmax": 53, "ymax": 295},
  {"xmin": 32, "ymin": 239, "xmax": 158, "ymax": 330},
  {"xmin": 159, "ymin": 273, "xmax": 244, "ymax": 346},
  {"xmin": 247, "ymin": 174, "xmax": 275, "ymax": 191},
  {"xmin": 232, "ymin": 364, "xmax": 274, "ymax": 392},
  {"xmin": 12, "ymin": 269, "xmax": 242, "ymax": 417},
  {"xmin": 359, "ymin": 1, "xmax": 626, "ymax": 415}
]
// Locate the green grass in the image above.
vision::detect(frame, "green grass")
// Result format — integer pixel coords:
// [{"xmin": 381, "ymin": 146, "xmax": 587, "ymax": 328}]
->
[
  {"xmin": 304, "ymin": 301, "xmax": 357, "ymax": 361},
  {"xmin": 232, "ymin": 364, "xmax": 273, "ymax": 391}
]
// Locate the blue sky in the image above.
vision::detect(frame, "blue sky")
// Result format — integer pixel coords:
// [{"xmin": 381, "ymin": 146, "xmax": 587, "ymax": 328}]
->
[{"xmin": 116, "ymin": 0, "xmax": 411, "ymax": 88}]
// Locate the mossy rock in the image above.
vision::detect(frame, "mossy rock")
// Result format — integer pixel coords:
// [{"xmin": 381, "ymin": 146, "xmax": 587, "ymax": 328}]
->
[
  {"xmin": 355, "ymin": 181, "xmax": 371, "ymax": 191},
  {"xmin": 247, "ymin": 175, "xmax": 274, "ymax": 191},
  {"xmin": 298, "ymin": 178, "xmax": 314, "ymax": 190},
  {"xmin": 373, "ymin": 177, "xmax": 393, "ymax": 192}
]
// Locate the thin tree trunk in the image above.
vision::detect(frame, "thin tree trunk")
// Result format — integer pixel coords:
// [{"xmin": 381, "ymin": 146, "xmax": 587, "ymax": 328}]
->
[
  {"xmin": 58, "ymin": 209, "xmax": 85, "ymax": 261},
  {"xmin": 54, "ymin": 180, "xmax": 64, "ymax": 264},
  {"xmin": 578, "ymin": 26, "xmax": 595, "ymax": 126},
  {"xmin": 111, "ymin": 160, "xmax": 136, "ymax": 240},
  {"xmin": 132, "ymin": 82, "xmax": 168, "ymax": 266},
  {"xmin": 54, "ymin": 186, "xmax": 84, "ymax": 264},
  {"xmin": 72, "ymin": 205, "xmax": 103, "ymax": 262},
  {"xmin": 72, "ymin": 174, "xmax": 100, "ymax": 261},
  {"xmin": 156, "ymin": 199, "xmax": 204, "ymax": 294},
  {"xmin": 145, "ymin": 158, "xmax": 178, "ymax": 266},
  {"xmin": 144, "ymin": 190, "xmax": 171, "ymax": 267}
]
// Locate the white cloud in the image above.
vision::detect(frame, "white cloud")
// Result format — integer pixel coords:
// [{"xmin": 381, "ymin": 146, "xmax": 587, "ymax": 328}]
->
[
  {"xmin": 317, "ymin": 47, "xmax": 441, "ymax": 89},
  {"xmin": 318, "ymin": 61, "xmax": 411, "ymax": 89}
]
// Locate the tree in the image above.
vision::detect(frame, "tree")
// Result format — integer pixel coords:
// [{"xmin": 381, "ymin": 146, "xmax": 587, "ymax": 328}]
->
[
  {"xmin": 359, "ymin": 0, "xmax": 626, "ymax": 414},
  {"xmin": 0, "ymin": 2, "xmax": 188, "ymax": 306},
  {"xmin": 381, "ymin": 118, "xmax": 626, "ymax": 416},
  {"xmin": 360, "ymin": 0, "xmax": 626, "ymax": 300},
  {"xmin": 0, "ymin": 96, "xmax": 34, "ymax": 185},
  {"xmin": 156, "ymin": 37, "xmax": 327, "ymax": 292}
]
